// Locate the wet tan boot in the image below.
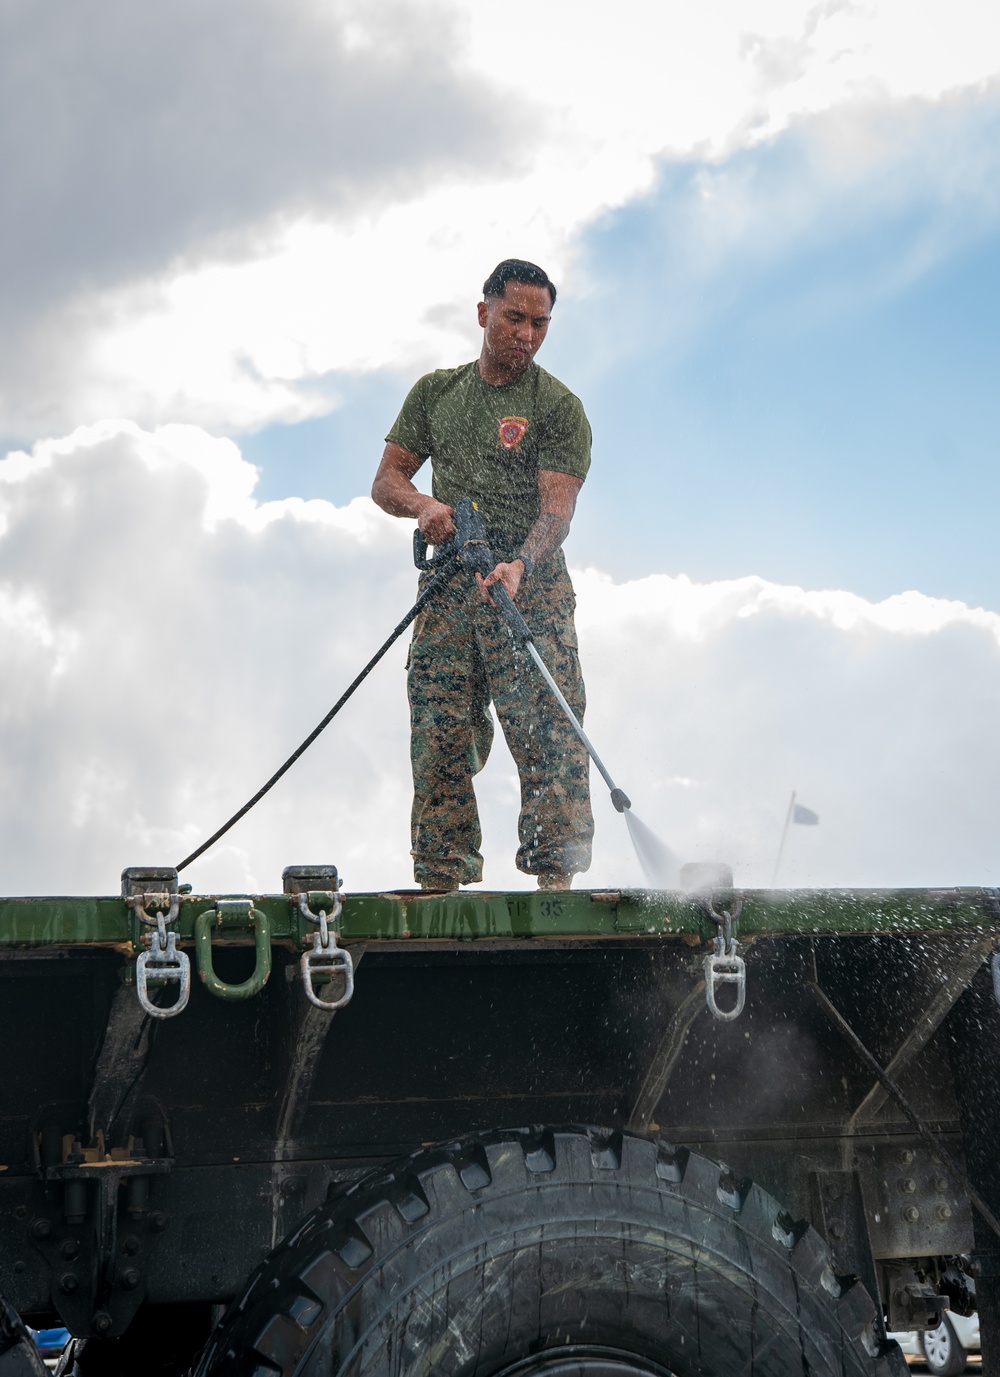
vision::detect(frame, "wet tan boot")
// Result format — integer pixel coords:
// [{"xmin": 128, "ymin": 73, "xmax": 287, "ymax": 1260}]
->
[{"xmin": 536, "ymin": 872, "xmax": 573, "ymax": 892}]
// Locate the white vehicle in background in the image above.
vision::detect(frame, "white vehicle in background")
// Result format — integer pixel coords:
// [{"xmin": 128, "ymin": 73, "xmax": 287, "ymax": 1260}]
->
[{"xmin": 889, "ymin": 1311, "xmax": 980, "ymax": 1376}]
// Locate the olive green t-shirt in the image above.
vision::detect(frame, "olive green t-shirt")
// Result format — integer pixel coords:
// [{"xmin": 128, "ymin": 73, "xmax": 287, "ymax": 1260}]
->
[{"xmin": 385, "ymin": 361, "xmax": 591, "ymax": 555}]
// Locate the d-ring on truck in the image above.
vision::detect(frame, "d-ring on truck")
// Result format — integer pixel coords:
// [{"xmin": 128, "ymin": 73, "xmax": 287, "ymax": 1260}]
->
[{"xmin": 0, "ymin": 865, "xmax": 998, "ymax": 1377}]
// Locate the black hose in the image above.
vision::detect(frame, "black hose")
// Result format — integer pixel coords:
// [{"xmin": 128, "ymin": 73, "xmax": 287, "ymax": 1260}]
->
[{"xmin": 175, "ymin": 559, "xmax": 458, "ymax": 873}]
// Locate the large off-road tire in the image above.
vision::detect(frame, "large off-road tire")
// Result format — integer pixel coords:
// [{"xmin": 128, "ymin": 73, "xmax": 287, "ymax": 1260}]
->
[
  {"xmin": 921, "ymin": 1314, "xmax": 967, "ymax": 1377},
  {"xmin": 197, "ymin": 1127, "xmax": 902, "ymax": 1377}
]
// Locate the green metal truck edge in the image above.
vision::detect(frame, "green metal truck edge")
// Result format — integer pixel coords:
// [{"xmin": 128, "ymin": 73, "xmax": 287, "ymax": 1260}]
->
[{"xmin": 0, "ymin": 884, "xmax": 996, "ymax": 948}]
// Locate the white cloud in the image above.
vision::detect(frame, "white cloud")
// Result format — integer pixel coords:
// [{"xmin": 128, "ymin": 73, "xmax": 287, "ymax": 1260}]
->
[
  {"xmin": 576, "ymin": 566, "xmax": 1000, "ymax": 889},
  {"xmin": 1, "ymin": 423, "xmax": 998, "ymax": 896},
  {"xmin": 3, "ymin": 0, "xmax": 999, "ymax": 434},
  {"xmin": 0, "ymin": 0, "xmax": 517, "ymax": 290},
  {"xmin": 0, "ymin": 0, "xmax": 521, "ymax": 434},
  {"xmin": 575, "ymin": 568, "xmax": 1000, "ymax": 644}
]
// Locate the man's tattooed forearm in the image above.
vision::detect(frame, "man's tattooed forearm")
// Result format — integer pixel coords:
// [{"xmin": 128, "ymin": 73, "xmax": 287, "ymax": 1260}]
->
[{"xmin": 518, "ymin": 511, "xmax": 570, "ymax": 568}]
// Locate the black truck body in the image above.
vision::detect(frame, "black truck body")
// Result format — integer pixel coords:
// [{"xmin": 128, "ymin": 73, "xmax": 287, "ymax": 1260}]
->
[{"xmin": 1, "ymin": 872, "xmax": 998, "ymax": 1376}]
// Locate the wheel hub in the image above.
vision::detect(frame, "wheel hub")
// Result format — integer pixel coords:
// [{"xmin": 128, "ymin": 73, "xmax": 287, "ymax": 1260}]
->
[{"xmin": 924, "ymin": 1321, "xmax": 952, "ymax": 1366}]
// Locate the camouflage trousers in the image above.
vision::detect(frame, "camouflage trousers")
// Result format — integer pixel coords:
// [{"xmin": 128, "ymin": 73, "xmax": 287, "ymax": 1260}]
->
[{"xmin": 407, "ymin": 559, "xmax": 594, "ymax": 885}]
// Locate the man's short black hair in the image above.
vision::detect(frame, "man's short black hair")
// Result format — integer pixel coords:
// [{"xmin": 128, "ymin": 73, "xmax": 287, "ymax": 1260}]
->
[{"xmin": 482, "ymin": 259, "xmax": 556, "ymax": 306}]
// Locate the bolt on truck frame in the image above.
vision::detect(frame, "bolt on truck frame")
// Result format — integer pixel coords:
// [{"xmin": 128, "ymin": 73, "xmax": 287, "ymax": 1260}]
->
[{"xmin": 1, "ymin": 864, "xmax": 999, "ymax": 1377}]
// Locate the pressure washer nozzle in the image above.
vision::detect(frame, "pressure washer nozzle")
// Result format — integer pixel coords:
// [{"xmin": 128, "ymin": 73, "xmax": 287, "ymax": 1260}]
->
[{"xmin": 610, "ymin": 788, "xmax": 631, "ymax": 813}]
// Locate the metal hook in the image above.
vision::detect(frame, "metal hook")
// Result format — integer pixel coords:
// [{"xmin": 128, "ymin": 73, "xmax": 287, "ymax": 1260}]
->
[
  {"xmin": 295, "ymin": 890, "xmax": 352, "ymax": 1009},
  {"xmin": 698, "ymin": 892, "xmax": 746, "ymax": 1022},
  {"xmin": 301, "ymin": 935, "xmax": 354, "ymax": 1011},
  {"xmin": 131, "ymin": 892, "xmax": 189, "ymax": 1019},
  {"xmin": 704, "ymin": 951, "xmax": 747, "ymax": 1022},
  {"xmin": 136, "ymin": 928, "xmax": 190, "ymax": 1019}
]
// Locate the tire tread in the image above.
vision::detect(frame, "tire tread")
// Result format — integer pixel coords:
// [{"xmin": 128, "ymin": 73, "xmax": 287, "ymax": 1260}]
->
[{"xmin": 197, "ymin": 1126, "xmax": 891, "ymax": 1377}]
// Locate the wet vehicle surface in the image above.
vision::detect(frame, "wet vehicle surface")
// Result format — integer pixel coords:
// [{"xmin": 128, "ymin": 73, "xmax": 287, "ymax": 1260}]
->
[{"xmin": 1, "ymin": 874, "xmax": 998, "ymax": 1375}]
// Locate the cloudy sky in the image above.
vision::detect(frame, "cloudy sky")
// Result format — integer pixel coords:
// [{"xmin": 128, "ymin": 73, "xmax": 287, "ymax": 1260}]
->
[{"xmin": 2, "ymin": 0, "xmax": 999, "ymax": 895}]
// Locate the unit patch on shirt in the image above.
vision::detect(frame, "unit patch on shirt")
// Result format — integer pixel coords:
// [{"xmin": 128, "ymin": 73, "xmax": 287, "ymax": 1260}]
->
[{"xmin": 498, "ymin": 416, "xmax": 529, "ymax": 450}]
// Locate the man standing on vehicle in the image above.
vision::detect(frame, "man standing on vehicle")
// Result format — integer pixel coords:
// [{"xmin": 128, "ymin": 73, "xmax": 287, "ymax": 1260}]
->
[{"xmin": 371, "ymin": 259, "xmax": 594, "ymax": 892}]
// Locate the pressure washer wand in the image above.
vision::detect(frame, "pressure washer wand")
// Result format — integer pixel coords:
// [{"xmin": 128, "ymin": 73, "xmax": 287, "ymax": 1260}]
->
[
  {"xmin": 452, "ymin": 499, "xmax": 631, "ymax": 814},
  {"xmin": 521, "ymin": 632, "xmax": 631, "ymax": 814}
]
